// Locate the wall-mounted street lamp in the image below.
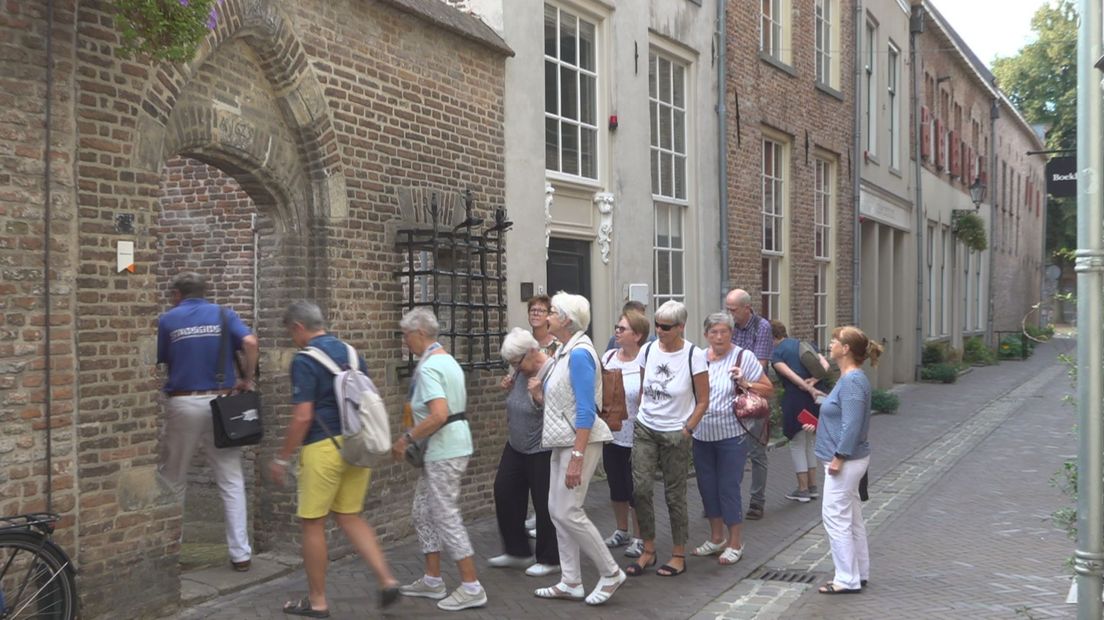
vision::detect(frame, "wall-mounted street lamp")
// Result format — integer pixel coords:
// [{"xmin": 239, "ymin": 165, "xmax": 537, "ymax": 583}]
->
[{"xmin": 969, "ymin": 176, "xmax": 987, "ymax": 209}]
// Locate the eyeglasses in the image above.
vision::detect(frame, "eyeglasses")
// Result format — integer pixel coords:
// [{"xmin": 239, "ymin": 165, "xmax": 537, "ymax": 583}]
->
[
  {"xmin": 613, "ymin": 325, "xmax": 628, "ymax": 333},
  {"xmin": 529, "ymin": 308, "xmax": 549, "ymax": 315},
  {"xmin": 655, "ymin": 322, "xmax": 678, "ymax": 331}
]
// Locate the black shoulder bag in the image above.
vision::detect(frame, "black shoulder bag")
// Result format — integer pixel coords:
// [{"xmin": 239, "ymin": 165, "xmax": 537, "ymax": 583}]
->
[{"xmin": 209, "ymin": 308, "xmax": 264, "ymax": 448}]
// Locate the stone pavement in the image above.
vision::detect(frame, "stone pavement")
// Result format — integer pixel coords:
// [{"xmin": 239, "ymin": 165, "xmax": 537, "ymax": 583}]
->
[
  {"xmin": 169, "ymin": 339, "xmax": 1075, "ymax": 620},
  {"xmin": 697, "ymin": 338, "xmax": 1076, "ymax": 620}
]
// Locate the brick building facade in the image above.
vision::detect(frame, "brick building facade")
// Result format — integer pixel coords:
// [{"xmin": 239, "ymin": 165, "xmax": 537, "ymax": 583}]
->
[
  {"xmin": 1, "ymin": 0, "xmax": 512, "ymax": 617},
  {"xmin": 725, "ymin": 0, "xmax": 856, "ymax": 347}
]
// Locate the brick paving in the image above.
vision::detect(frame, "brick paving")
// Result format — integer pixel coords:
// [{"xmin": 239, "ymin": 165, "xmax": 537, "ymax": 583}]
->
[{"xmin": 170, "ymin": 340, "xmax": 1075, "ymax": 620}]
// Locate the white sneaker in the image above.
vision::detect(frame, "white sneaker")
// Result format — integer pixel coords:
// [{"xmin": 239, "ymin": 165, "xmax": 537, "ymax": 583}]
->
[
  {"xmin": 624, "ymin": 538, "xmax": 644, "ymax": 558},
  {"xmin": 488, "ymin": 553, "xmax": 533, "ymax": 568},
  {"xmin": 525, "ymin": 515, "xmax": 537, "ymax": 530},
  {"xmin": 528, "ymin": 527, "xmax": 537, "ymax": 539},
  {"xmin": 604, "ymin": 529, "xmax": 631, "ymax": 548},
  {"xmin": 399, "ymin": 577, "xmax": 447, "ymax": 600},
  {"xmin": 437, "ymin": 585, "xmax": 488, "ymax": 611},
  {"xmin": 525, "ymin": 562, "xmax": 561, "ymax": 577}
]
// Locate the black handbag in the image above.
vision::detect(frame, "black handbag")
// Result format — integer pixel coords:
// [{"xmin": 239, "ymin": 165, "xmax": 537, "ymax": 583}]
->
[{"xmin": 209, "ymin": 308, "xmax": 263, "ymax": 448}]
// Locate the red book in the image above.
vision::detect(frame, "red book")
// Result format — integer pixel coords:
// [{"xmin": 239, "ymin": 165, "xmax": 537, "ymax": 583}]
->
[{"xmin": 798, "ymin": 409, "xmax": 819, "ymax": 429}]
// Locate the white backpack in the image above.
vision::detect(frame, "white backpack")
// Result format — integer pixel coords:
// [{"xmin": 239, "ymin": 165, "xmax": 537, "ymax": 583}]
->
[{"xmin": 297, "ymin": 344, "xmax": 390, "ymax": 467}]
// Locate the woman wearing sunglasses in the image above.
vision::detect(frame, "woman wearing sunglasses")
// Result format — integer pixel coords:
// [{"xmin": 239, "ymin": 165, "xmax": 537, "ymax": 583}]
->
[{"xmin": 626, "ymin": 300, "xmax": 709, "ymax": 577}]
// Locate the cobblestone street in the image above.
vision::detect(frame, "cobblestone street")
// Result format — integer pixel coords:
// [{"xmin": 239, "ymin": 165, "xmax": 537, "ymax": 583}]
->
[{"xmin": 169, "ymin": 339, "xmax": 1076, "ymax": 620}]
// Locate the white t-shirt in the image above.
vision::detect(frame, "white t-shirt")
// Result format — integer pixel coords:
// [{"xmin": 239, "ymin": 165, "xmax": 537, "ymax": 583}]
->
[
  {"xmin": 635, "ymin": 340, "xmax": 708, "ymax": 432},
  {"xmin": 602, "ymin": 349, "xmax": 642, "ymax": 447}
]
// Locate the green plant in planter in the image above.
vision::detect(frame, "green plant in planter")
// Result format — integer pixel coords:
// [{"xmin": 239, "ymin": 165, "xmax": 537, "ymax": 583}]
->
[
  {"xmin": 871, "ymin": 389, "xmax": 900, "ymax": 414},
  {"xmin": 114, "ymin": 0, "xmax": 223, "ymax": 62},
  {"xmin": 921, "ymin": 342, "xmax": 945, "ymax": 365},
  {"xmin": 963, "ymin": 336, "xmax": 997, "ymax": 365},
  {"xmin": 920, "ymin": 363, "xmax": 958, "ymax": 383},
  {"xmin": 952, "ymin": 210, "xmax": 988, "ymax": 251}
]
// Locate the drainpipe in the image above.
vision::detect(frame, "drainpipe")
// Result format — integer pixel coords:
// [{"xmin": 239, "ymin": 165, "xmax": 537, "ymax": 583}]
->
[
  {"xmin": 717, "ymin": 0, "xmax": 729, "ymax": 297},
  {"xmin": 1073, "ymin": 0, "xmax": 1104, "ymax": 614},
  {"xmin": 43, "ymin": 0, "xmax": 55, "ymax": 515},
  {"xmin": 851, "ymin": 0, "xmax": 862, "ymax": 326},
  {"xmin": 985, "ymin": 99, "xmax": 999, "ymax": 348},
  {"xmin": 909, "ymin": 5, "xmax": 925, "ymax": 382}
]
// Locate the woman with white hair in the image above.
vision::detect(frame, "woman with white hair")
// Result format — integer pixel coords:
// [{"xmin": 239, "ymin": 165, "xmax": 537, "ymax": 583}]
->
[
  {"xmin": 391, "ymin": 308, "xmax": 486, "ymax": 612},
  {"xmin": 626, "ymin": 300, "xmax": 709, "ymax": 578},
  {"xmin": 528, "ymin": 292, "xmax": 626, "ymax": 605},
  {"xmin": 488, "ymin": 328, "xmax": 560, "ymax": 577}
]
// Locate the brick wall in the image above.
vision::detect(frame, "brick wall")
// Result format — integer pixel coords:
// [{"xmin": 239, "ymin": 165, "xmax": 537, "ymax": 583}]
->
[
  {"xmin": 0, "ymin": 0, "xmax": 80, "ymax": 552},
  {"xmin": 725, "ymin": 0, "xmax": 856, "ymax": 339},
  {"xmin": 0, "ymin": 0, "xmax": 513, "ymax": 617}
]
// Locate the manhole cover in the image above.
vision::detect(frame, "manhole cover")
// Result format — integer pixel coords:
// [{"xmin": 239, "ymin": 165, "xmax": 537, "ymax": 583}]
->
[{"xmin": 751, "ymin": 567, "xmax": 824, "ymax": 584}]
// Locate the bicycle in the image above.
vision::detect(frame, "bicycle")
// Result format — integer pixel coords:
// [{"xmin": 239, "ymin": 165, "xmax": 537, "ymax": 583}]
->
[{"xmin": 0, "ymin": 513, "xmax": 77, "ymax": 620}]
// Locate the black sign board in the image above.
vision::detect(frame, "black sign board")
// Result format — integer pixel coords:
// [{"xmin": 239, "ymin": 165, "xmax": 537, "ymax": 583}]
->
[{"xmin": 1047, "ymin": 156, "xmax": 1077, "ymax": 198}]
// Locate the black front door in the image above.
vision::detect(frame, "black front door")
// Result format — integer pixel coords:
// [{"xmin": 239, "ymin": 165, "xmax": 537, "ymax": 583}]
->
[{"xmin": 547, "ymin": 238, "xmax": 591, "ymax": 301}]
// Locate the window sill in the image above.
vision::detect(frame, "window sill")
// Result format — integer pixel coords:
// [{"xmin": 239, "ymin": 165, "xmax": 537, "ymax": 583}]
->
[
  {"xmin": 815, "ymin": 81, "xmax": 844, "ymax": 101},
  {"xmin": 864, "ymin": 153, "xmax": 880, "ymax": 166},
  {"xmin": 545, "ymin": 171, "xmax": 603, "ymax": 192},
  {"xmin": 759, "ymin": 52, "xmax": 796, "ymax": 77},
  {"xmin": 889, "ymin": 166, "xmax": 903, "ymax": 179}
]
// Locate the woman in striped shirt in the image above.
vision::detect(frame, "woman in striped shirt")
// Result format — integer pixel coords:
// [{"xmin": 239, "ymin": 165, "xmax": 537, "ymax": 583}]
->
[{"xmin": 690, "ymin": 313, "xmax": 775, "ymax": 566}]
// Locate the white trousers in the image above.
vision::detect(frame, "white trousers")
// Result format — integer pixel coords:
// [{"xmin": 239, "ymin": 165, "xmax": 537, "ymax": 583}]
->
[
  {"xmin": 789, "ymin": 430, "xmax": 816, "ymax": 473},
  {"xmin": 160, "ymin": 395, "xmax": 252, "ymax": 562},
  {"xmin": 821, "ymin": 455, "xmax": 869, "ymax": 589},
  {"xmin": 548, "ymin": 444, "xmax": 619, "ymax": 584}
]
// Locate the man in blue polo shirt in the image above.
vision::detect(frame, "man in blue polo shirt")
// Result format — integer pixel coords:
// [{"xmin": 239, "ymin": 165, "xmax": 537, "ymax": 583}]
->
[
  {"xmin": 725, "ymin": 288, "xmax": 774, "ymax": 521},
  {"xmin": 157, "ymin": 272, "xmax": 259, "ymax": 572}
]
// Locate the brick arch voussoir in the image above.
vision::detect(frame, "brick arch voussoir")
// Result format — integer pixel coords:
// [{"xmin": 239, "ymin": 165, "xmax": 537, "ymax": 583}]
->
[{"xmin": 135, "ymin": 0, "xmax": 347, "ymax": 218}]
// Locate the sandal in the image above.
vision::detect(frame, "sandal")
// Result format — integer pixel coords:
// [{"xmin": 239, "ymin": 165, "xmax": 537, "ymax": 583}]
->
[
  {"xmin": 534, "ymin": 582, "xmax": 584, "ymax": 600},
  {"xmin": 624, "ymin": 549, "xmax": 656, "ymax": 577},
  {"xmin": 656, "ymin": 553, "xmax": 687, "ymax": 577},
  {"xmin": 692, "ymin": 540, "xmax": 727, "ymax": 556},
  {"xmin": 283, "ymin": 596, "xmax": 331, "ymax": 618},
  {"xmin": 718, "ymin": 545, "xmax": 744, "ymax": 565},
  {"xmin": 818, "ymin": 583, "xmax": 861, "ymax": 595},
  {"xmin": 585, "ymin": 569, "xmax": 626, "ymax": 606}
]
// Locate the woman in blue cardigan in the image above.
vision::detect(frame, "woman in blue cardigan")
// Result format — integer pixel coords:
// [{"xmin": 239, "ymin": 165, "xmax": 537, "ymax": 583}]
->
[{"xmin": 805, "ymin": 326, "xmax": 883, "ymax": 594}]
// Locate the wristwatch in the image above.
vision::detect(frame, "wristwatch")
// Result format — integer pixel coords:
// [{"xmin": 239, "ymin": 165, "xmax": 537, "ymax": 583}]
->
[{"xmin": 570, "ymin": 450, "xmax": 585, "ymax": 459}]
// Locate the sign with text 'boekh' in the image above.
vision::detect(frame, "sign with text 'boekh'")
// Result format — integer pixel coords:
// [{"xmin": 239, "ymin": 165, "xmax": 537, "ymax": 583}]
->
[{"xmin": 1047, "ymin": 157, "xmax": 1077, "ymax": 198}]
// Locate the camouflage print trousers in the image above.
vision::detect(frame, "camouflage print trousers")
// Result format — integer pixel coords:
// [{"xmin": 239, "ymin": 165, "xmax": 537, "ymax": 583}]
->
[{"xmin": 631, "ymin": 423, "xmax": 691, "ymax": 545}]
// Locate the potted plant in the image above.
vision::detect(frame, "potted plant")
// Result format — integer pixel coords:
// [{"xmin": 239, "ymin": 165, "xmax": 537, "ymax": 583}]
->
[{"xmin": 952, "ymin": 210, "xmax": 988, "ymax": 252}]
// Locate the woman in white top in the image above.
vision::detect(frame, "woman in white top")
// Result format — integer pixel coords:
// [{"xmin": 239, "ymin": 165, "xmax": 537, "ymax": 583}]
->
[
  {"xmin": 690, "ymin": 313, "xmax": 774, "ymax": 566},
  {"xmin": 600, "ymin": 309, "xmax": 648, "ymax": 559},
  {"xmin": 626, "ymin": 300, "xmax": 709, "ymax": 578}
]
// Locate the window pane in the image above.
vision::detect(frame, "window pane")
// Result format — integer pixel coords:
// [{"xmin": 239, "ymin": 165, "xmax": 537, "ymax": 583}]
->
[
  {"xmin": 545, "ymin": 117, "xmax": 559, "ymax": 170},
  {"xmin": 649, "ymin": 102, "xmax": 658, "ymax": 147},
  {"xmin": 763, "ymin": 216, "xmax": 774, "ymax": 251},
  {"xmin": 672, "ymin": 252, "xmax": 684, "ymax": 294},
  {"xmin": 661, "ymin": 152, "xmax": 673, "ymax": 197},
  {"xmin": 674, "ymin": 155, "xmax": 686, "ymax": 200},
  {"xmin": 580, "ymin": 127, "xmax": 597, "ymax": 178},
  {"xmin": 657, "ymin": 251, "xmax": 670, "ymax": 295},
  {"xmin": 651, "ymin": 150, "xmax": 659, "ymax": 195},
  {"xmin": 561, "ymin": 120, "xmax": 579, "ymax": 175},
  {"xmin": 656, "ymin": 205, "xmax": 670, "ymax": 247},
  {"xmin": 561, "ymin": 13, "xmax": 577, "ymax": 65},
  {"xmin": 544, "ymin": 5, "xmax": 557, "ymax": 58},
  {"xmin": 671, "ymin": 208, "xmax": 683, "ymax": 248},
  {"xmin": 580, "ymin": 74, "xmax": 596, "ymax": 125},
  {"xmin": 545, "ymin": 61, "xmax": 558, "ymax": 114},
  {"xmin": 560, "ymin": 66, "xmax": 577, "ymax": 120},
  {"xmin": 672, "ymin": 65, "xmax": 684, "ymax": 108},
  {"xmin": 649, "ymin": 53, "xmax": 657, "ymax": 99},
  {"xmin": 673, "ymin": 109, "xmax": 685, "ymax": 154},
  {"xmin": 659, "ymin": 57, "xmax": 671, "ymax": 104},
  {"xmin": 578, "ymin": 20, "xmax": 595, "ymax": 72},
  {"xmin": 660, "ymin": 106, "xmax": 672, "ymax": 149}
]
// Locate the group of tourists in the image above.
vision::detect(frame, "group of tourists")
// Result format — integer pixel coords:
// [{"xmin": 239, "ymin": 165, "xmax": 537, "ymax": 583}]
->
[{"xmin": 155, "ymin": 271, "xmax": 883, "ymax": 617}]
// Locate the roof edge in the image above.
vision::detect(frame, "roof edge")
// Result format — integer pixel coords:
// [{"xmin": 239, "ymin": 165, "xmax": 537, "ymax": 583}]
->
[{"xmin": 377, "ymin": 0, "xmax": 514, "ymax": 57}]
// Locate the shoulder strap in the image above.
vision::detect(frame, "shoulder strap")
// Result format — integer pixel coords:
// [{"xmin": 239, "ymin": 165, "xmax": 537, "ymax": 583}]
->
[
  {"xmin": 298, "ymin": 346, "xmax": 342, "ymax": 375},
  {"xmin": 602, "ymin": 348, "xmax": 617, "ymax": 367},
  {"xmin": 344, "ymin": 343, "xmax": 358, "ymax": 371},
  {"xmin": 643, "ymin": 341, "xmax": 653, "ymax": 367}
]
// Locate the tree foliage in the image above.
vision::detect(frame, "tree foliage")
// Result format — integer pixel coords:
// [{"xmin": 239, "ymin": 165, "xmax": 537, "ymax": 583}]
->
[
  {"xmin": 992, "ymin": 0, "xmax": 1078, "ymax": 263},
  {"xmin": 114, "ymin": 0, "xmax": 221, "ymax": 63}
]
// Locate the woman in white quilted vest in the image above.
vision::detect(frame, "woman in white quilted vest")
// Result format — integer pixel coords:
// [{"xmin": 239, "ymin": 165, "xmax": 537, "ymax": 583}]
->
[{"xmin": 527, "ymin": 292, "xmax": 627, "ymax": 606}]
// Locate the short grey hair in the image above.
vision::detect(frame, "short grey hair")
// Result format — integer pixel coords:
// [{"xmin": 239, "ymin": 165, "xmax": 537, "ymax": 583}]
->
[
  {"xmin": 703, "ymin": 312, "xmax": 734, "ymax": 332},
  {"xmin": 399, "ymin": 307, "xmax": 440, "ymax": 339},
  {"xmin": 500, "ymin": 327, "xmax": 539, "ymax": 363},
  {"xmin": 283, "ymin": 300, "xmax": 325, "ymax": 330},
  {"xmin": 172, "ymin": 272, "xmax": 206, "ymax": 299},
  {"xmin": 655, "ymin": 300, "xmax": 688, "ymax": 326},
  {"xmin": 728, "ymin": 289, "xmax": 752, "ymax": 307},
  {"xmin": 550, "ymin": 292, "xmax": 590, "ymax": 333}
]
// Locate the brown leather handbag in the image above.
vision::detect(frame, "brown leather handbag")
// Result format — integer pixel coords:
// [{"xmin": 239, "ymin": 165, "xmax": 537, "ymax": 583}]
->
[{"xmin": 599, "ymin": 350, "xmax": 628, "ymax": 432}]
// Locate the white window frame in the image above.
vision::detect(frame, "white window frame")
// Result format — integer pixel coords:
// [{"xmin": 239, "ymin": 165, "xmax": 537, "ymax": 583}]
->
[
  {"xmin": 814, "ymin": 0, "xmax": 835, "ymax": 87},
  {"xmin": 761, "ymin": 0, "xmax": 789, "ymax": 64},
  {"xmin": 649, "ymin": 50, "xmax": 688, "ymax": 201},
  {"xmin": 864, "ymin": 18, "xmax": 877, "ymax": 158},
  {"xmin": 544, "ymin": 4, "xmax": 600, "ymax": 180},
  {"xmin": 653, "ymin": 202, "xmax": 686, "ymax": 308},
  {"xmin": 963, "ymin": 243, "xmax": 971, "ymax": 331},
  {"xmin": 926, "ymin": 223, "xmax": 935, "ymax": 337},
  {"xmin": 976, "ymin": 251, "xmax": 984, "ymax": 329},
  {"xmin": 941, "ymin": 225, "xmax": 951, "ymax": 337},
  {"xmin": 887, "ymin": 42, "xmax": 900, "ymax": 170},
  {"xmin": 813, "ymin": 156, "xmax": 834, "ymax": 350},
  {"xmin": 761, "ymin": 136, "xmax": 788, "ymax": 320}
]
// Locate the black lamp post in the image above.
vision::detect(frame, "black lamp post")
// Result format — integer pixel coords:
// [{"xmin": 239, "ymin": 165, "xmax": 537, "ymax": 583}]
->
[{"xmin": 969, "ymin": 176, "xmax": 987, "ymax": 209}]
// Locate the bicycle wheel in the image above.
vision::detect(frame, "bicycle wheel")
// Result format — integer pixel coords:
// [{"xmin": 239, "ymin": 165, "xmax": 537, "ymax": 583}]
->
[{"xmin": 0, "ymin": 530, "xmax": 76, "ymax": 620}]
